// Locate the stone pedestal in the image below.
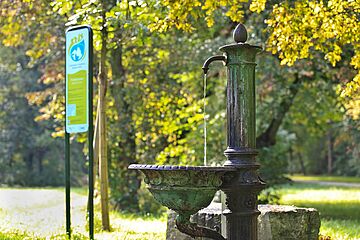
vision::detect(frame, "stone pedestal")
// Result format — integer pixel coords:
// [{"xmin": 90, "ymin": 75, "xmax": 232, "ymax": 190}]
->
[
  {"xmin": 166, "ymin": 203, "xmax": 222, "ymax": 240},
  {"xmin": 166, "ymin": 204, "xmax": 320, "ymax": 240},
  {"xmin": 166, "ymin": 212, "xmax": 192, "ymax": 240}
]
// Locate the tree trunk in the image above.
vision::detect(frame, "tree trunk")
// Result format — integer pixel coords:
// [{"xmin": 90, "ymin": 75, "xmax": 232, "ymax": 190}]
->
[
  {"xmin": 110, "ymin": 45, "xmax": 140, "ymax": 211},
  {"xmin": 297, "ymin": 152, "xmax": 306, "ymax": 175},
  {"xmin": 257, "ymin": 74, "xmax": 303, "ymax": 148},
  {"xmin": 288, "ymin": 145, "xmax": 294, "ymax": 174},
  {"xmin": 26, "ymin": 152, "xmax": 34, "ymax": 172},
  {"xmin": 99, "ymin": 77, "xmax": 110, "ymax": 230},
  {"xmin": 327, "ymin": 130, "xmax": 333, "ymax": 175},
  {"xmin": 37, "ymin": 149, "xmax": 44, "ymax": 174},
  {"xmin": 98, "ymin": 5, "xmax": 110, "ymax": 230},
  {"xmin": 93, "ymin": 99, "xmax": 100, "ymax": 187},
  {"xmin": 8, "ymin": 145, "xmax": 13, "ymax": 167}
]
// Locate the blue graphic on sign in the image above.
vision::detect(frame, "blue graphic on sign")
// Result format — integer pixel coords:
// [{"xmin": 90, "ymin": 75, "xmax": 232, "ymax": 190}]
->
[{"xmin": 70, "ymin": 39, "xmax": 85, "ymax": 62}]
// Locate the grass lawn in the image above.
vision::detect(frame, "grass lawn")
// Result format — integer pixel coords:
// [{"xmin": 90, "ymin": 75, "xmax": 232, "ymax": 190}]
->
[
  {"xmin": 288, "ymin": 174, "xmax": 360, "ymax": 184},
  {"xmin": 0, "ymin": 188, "xmax": 166, "ymax": 239},
  {"xmin": 278, "ymin": 182, "xmax": 360, "ymax": 240},
  {"xmin": 1, "ymin": 184, "xmax": 360, "ymax": 239}
]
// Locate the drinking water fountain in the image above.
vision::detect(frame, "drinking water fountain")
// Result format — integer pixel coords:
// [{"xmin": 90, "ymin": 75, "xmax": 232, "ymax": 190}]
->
[{"xmin": 129, "ymin": 23, "xmax": 265, "ymax": 240}]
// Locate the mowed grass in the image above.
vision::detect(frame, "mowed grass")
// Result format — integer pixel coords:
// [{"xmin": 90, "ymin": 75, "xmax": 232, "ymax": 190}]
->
[
  {"xmin": 93, "ymin": 212, "xmax": 166, "ymax": 240},
  {"xmin": 289, "ymin": 174, "xmax": 360, "ymax": 184},
  {"xmin": 0, "ymin": 188, "xmax": 166, "ymax": 240},
  {"xmin": 278, "ymin": 183, "xmax": 360, "ymax": 240},
  {"xmin": 1, "ymin": 184, "xmax": 360, "ymax": 239}
]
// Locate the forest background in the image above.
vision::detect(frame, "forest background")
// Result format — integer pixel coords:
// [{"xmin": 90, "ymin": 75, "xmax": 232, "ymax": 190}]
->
[{"xmin": 0, "ymin": 0, "xmax": 359, "ymax": 214}]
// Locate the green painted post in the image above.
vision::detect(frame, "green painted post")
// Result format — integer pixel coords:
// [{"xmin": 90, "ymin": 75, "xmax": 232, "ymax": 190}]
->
[
  {"xmin": 202, "ymin": 23, "xmax": 266, "ymax": 240},
  {"xmin": 65, "ymin": 132, "xmax": 71, "ymax": 238},
  {"xmin": 65, "ymin": 25, "xmax": 94, "ymax": 240},
  {"xmin": 87, "ymin": 26, "xmax": 94, "ymax": 240},
  {"xmin": 219, "ymin": 24, "xmax": 265, "ymax": 240}
]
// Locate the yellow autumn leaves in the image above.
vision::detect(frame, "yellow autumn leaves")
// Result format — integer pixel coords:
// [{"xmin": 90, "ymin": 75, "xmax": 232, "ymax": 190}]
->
[
  {"xmin": 148, "ymin": 0, "xmax": 248, "ymax": 31},
  {"xmin": 252, "ymin": 0, "xmax": 360, "ymax": 119}
]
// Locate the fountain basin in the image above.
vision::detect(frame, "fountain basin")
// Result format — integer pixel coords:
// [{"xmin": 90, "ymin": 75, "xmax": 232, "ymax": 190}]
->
[
  {"xmin": 128, "ymin": 164, "xmax": 236, "ymax": 240},
  {"xmin": 129, "ymin": 164, "xmax": 235, "ymax": 215}
]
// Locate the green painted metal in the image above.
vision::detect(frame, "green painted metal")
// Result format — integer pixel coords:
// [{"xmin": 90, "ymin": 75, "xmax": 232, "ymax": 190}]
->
[
  {"xmin": 129, "ymin": 165, "xmax": 234, "ymax": 214},
  {"xmin": 65, "ymin": 132, "xmax": 71, "ymax": 238},
  {"xmin": 65, "ymin": 25, "xmax": 94, "ymax": 240},
  {"xmin": 87, "ymin": 25, "xmax": 94, "ymax": 240},
  {"xmin": 129, "ymin": 23, "xmax": 266, "ymax": 240},
  {"xmin": 220, "ymin": 43, "xmax": 261, "ymax": 152},
  {"xmin": 219, "ymin": 25, "xmax": 265, "ymax": 240},
  {"xmin": 128, "ymin": 165, "xmax": 234, "ymax": 239}
]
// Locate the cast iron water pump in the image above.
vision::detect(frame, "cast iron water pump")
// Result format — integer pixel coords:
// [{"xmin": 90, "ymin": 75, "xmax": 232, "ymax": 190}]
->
[{"xmin": 129, "ymin": 23, "xmax": 265, "ymax": 240}]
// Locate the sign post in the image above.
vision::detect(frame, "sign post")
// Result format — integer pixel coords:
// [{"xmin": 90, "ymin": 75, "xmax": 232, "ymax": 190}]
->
[{"xmin": 65, "ymin": 25, "xmax": 94, "ymax": 240}]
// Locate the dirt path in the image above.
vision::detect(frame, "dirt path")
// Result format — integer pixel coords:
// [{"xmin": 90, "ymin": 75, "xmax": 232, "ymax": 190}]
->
[{"xmin": 0, "ymin": 188, "xmax": 88, "ymax": 237}]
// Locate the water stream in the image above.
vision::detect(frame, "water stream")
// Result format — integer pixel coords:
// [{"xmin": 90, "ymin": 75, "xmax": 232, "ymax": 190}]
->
[{"xmin": 203, "ymin": 73, "xmax": 207, "ymax": 166}]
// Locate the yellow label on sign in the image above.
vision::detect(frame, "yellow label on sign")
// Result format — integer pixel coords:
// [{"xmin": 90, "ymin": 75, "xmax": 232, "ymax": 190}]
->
[{"xmin": 67, "ymin": 70, "xmax": 87, "ymax": 125}]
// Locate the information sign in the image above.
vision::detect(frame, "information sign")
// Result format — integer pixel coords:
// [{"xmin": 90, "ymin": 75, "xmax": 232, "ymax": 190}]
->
[
  {"xmin": 65, "ymin": 27, "xmax": 90, "ymax": 133},
  {"xmin": 64, "ymin": 25, "xmax": 94, "ymax": 240}
]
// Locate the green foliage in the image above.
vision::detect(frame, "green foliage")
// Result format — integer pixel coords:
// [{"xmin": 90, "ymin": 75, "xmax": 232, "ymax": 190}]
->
[
  {"xmin": 258, "ymin": 187, "xmax": 280, "ymax": 204},
  {"xmin": 0, "ymin": 46, "xmax": 85, "ymax": 186},
  {"xmin": 137, "ymin": 184, "xmax": 167, "ymax": 216},
  {"xmin": 251, "ymin": 0, "xmax": 360, "ymax": 122},
  {"xmin": 258, "ymin": 142, "xmax": 290, "ymax": 185},
  {"xmin": 286, "ymin": 115, "xmax": 360, "ymax": 176},
  {"xmin": 47, "ymin": 0, "xmax": 221, "ymax": 210},
  {"xmin": 147, "ymin": 0, "xmax": 249, "ymax": 32},
  {"xmin": 0, "ymin": 0, "xmax": 359, "ymax": 214}
]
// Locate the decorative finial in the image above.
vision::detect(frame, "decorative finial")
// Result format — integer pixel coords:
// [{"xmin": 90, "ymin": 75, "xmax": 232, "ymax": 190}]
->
[{"xmin": 233, "ymin": 23, "xmax": 247, "ymax": 43}]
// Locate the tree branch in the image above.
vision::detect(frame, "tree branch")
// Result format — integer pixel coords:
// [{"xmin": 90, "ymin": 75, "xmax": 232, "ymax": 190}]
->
[{"xmin": 256, "ymin": 73, "xmax": 303, "ymax": 148}]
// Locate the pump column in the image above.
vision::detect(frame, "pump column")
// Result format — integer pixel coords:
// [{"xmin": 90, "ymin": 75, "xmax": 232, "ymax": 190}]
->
[{"xmin": 219, "ymin": 24, "xmax": 265, "ymax": 240}]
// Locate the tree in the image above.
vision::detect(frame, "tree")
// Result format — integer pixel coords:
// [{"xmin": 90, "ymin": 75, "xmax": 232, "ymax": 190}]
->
[
  {"xmin": 0, "ymin": 45, "xmax": 86, "ymax": 186},
  {"xmin": 0, "ymin": 0, "xmax": 112, "ymax": 229},
  {"xmin": 0, "ymin": 0, "xmax": 210, "ymax": 215},
  {"xmin": 250, "ymin": 0, "xmax": 359, "ymax": 119},
  {"xmin": 148, "ymin": 0, "xmax": 359, "ymax": 145},
  {"xmin": 1, "ymin": 0, "xmax": 358, "ymax": 212}
]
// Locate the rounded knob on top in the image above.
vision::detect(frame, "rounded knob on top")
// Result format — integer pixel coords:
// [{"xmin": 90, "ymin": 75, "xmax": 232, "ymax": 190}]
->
[{"xmin": 233, "ymin": 23, "xmax": 248, "ymax": 43}]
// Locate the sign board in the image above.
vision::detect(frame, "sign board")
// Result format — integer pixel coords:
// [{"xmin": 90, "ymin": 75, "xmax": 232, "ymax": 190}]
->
[
  {"xmin": 65, "ymin": 26, "xmax": 91, "ymax": 133},
  {"xmin": 64, "ymin": 25, "xmax": 94, "ymax": 240}
]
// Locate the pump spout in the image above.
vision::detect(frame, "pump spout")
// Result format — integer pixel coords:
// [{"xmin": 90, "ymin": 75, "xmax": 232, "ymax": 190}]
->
[{"xmin": 202, "ymin": 55, "xmax": 226, "ymax": 74}]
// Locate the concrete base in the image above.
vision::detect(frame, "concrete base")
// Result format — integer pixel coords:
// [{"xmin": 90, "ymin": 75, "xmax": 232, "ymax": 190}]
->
[{"xmin": 166, "ymin": 203, "xmax": 320, "ymax": 240}]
